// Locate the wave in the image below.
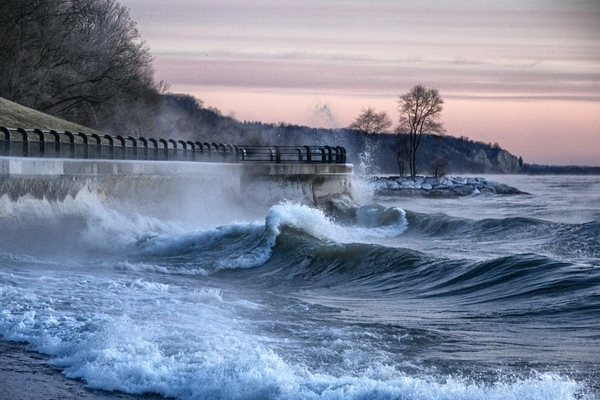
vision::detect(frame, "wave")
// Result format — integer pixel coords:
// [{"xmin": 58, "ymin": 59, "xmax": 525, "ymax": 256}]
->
[
  {"xmin": 2, "ymin": 192, "xmax": 600, "ymax": 399},
  {"xmin": 399, "ymin": 210, "xmax": 600, "ymax": 261},
  {"xmin": 2, "ymin": 192, "xmax": 598, "ymax": 311},
  {"xmin": 548, "ymin": 220, "xmax": 600, "ymax": 259},
  {"xmin": 402, "ymin": 210, "xmax": 560, "ymax": 239},
  {"xmin": 128, "ymin": 202, "xmax": 409, "ymax": 274},
  {"xmin": 261, "ymin": 234, "xmax": 600, "ymax": 307},
  {"xmin": 0, "ymin": 264, "xmax": 594, "ymax": 400}
]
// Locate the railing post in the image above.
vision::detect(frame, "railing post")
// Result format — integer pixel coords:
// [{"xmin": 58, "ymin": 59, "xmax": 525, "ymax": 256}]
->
[
  {"xmin": 104, "ymin": 135, "xmax": 115, "ymax": 159},
  {"xmin": 334, "ymin": 146, "xmax": 346, "ymax": 163},
  {"xmin": 179, "ymin": 140, "xmax": 188, "ymax": 160},
  {"xmin": 148, "ymin": 138, "xmax": 158, "ymax": 160},
  {"xmin": 187, "ymin": 141, "xmax": 195, "ymax": 161},
  {"xmin": 318, "ymin": 147, "xmax": 326, "ymax": 163},
  {"xmin": 296, "ymin": 147, "xmax": 303, "ymax": 162},
  {"xmin": 90, "ymin": 134, "xmax": 102, "ymax": 158},
  {"xmin": 195, "ymin": 141, "xmax": 203, "ymax": 160},
  {"xmin": 49, "ymin": 130, "xmax": 60, "ymax": 158},
  {"xmin": 33, "ymin": 129, "xmax": 45, "ymax": 157},
  {"xmin": 0, "ymin": 127, "xmax": 10, "ymax": 156},
  {"xmin": 139, "ymin": 137, "xmax": 149, "ymax": 160},
  {"xmin": 77, "ymin": 133, "xmax": 89, "ymax": 158},
  {"xmin": 159, "ymin": 139, "xmax": 169, "ymax": 160},
  {"xmin": 115, "ymin": 136, "xmax": 126, "ymax": 159},
  {"xmin": 63, "ymin": 131, "xmax": 75, "ymax": 158},
  {"xmin": 275, "ymin": 146, "xmax": 281, "ymax": 163},
  {"xmin": 304, "ymin": 145, "xmax": 312, "ymax": 163},
  {"xmin": 169, "ymin": 139, "xmax": 178, "ymax": 160},
  {"xmin": 128, "ymin": 137, "xmax": 138, "ymax": 159},
  {"xmin": 324, "ymin": 146, "xmax": 332, "ymax": 164},
  {"xmin": 17, "ymin": 128, "xmax": 28, "ymax": 157},
  {"xmin": 207, "ymin": 143, "xmax": 213, "ymax": 159}
]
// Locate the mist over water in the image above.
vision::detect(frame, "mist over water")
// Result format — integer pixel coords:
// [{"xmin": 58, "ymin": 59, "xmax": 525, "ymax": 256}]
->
[{"xmin": 1, "ymin": 175, "xmax": 599, "ymax": 399}]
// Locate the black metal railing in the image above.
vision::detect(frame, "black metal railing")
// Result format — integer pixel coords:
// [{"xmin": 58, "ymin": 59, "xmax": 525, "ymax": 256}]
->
[{"xmin": 0, "ymin": 127, "xmax": 347, "ymax": 164}]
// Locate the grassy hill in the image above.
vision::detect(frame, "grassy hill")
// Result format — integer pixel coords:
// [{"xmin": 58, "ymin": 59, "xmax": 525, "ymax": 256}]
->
[{"xmin": 0, "ymin": 97, "xmax": 102, "ymax": 134}]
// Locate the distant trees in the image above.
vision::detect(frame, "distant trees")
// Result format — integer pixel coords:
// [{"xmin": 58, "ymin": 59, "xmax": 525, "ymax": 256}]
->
[
  {"xmin": 351, "ymin": 85, "xmax": 445, "ymax": 177},
  {"xmin": 349, "ymin": 106, "xmax": 392, "ymax": 135},
  {"xmin": 0, "ymin": 0, "xmax": 161, "ymax": 133},
  {"xmin": 396, "ymin": 84, "xmax": 445, "ymax": 178}
]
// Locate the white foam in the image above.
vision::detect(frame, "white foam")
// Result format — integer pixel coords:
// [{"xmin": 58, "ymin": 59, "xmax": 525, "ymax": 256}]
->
[
  {"xmin": 112, "ymin": 261, "xmax": 171, "ymax": 274},
  {"xmin": 267, "ymin": 202, "xmax": 408, "ymax": 244},
  {"xmin": 0, "ymin": 267, "xmax": 593, "ymax": 400}
]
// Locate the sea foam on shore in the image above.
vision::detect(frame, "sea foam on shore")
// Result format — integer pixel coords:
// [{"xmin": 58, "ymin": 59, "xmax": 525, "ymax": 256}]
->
[{"xmin": 0, "ymin": 341, "xmax": 164, "ymax": 400}]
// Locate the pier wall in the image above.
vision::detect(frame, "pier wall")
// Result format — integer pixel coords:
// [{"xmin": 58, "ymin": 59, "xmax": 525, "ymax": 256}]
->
[{"xmin": 0, "ymin": 157, "xmax": 354, "ymax": 208}]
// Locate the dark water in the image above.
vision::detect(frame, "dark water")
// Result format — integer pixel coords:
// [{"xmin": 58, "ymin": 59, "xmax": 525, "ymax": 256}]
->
[{"xmin": 1, "ymin": 175, "xmax": 599, "ymax": 399}]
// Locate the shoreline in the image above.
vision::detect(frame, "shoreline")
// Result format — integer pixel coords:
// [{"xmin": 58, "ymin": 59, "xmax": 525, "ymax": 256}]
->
[{"xmin": 0, "ymin": 341, "xmax": 163, "ymax": 400}]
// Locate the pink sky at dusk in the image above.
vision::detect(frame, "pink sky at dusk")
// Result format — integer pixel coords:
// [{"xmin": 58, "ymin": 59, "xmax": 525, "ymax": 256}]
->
[{"xmin": 120, "ymin": 0, "xmax": 600, "ymax": 166}]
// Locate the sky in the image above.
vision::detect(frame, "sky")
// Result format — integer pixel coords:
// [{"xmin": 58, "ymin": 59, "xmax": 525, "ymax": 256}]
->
[{"xmin": 119, "ymin": 0, "xmax": 600, "ymax": 166}]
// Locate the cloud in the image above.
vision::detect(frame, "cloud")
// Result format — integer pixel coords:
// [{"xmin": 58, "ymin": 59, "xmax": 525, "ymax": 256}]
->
[
  {"xmin": 121, "ymin": 0, "xmax": 600, "ymax": 103},
  {"xmin": 154, "ymin": 56, "xmax": 600, "ymax": 103}
]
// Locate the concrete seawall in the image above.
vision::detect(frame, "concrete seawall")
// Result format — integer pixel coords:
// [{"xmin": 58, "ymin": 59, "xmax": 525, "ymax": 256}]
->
[{"xmin": 0, "ymin": 157, "xmax": 354, "ymax": 208}]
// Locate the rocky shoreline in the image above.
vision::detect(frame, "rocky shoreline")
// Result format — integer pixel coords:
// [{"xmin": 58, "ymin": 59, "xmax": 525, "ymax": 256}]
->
[{"xmin": 372, "ymin": 176, "xmax": 528, "ymax": 197}]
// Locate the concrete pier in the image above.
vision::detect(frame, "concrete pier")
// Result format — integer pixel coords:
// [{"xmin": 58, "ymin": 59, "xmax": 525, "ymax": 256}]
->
[{"xmin": 0, "ymin": 157, "xmax": 354, "ymax": 206}]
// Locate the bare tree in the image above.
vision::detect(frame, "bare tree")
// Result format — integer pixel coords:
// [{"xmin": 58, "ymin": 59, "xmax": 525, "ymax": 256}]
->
[
  {"xmin": 349, "ymin": 106, "xmax": 392, "ymax": 135},
  {"xmin": 0, "ymin": 0, "xmax": 158, "ymax": 131},
  {"xmin": 432, "ymin": 155, "xmax": 447, "ymax": 178},
  {"xmin": 396, "ymin": 84, "xmax": 445, "ymax": 178}
]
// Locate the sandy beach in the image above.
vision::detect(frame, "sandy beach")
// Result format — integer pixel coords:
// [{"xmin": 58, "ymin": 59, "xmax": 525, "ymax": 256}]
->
[{"xmin": 0, "ymin": 341, "xmax": 164, "ymax": 400}]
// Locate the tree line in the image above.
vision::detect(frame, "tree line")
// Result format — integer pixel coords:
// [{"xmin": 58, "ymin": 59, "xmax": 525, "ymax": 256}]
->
[{"xmin": 0, "ymin": 0, "xmax": 164, "ymax": 135}]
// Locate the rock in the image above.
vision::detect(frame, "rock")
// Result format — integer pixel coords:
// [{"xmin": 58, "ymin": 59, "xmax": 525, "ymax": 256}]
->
[
  {"xmin": 391, "ymin": 181, "xmax": 401, "ymax": 189},
  {"xmin": 473, "ymin": 149, "xmax": 493, "ymax": 169},
  {"xmin": 450, "ymin": 184, "xmax": 474, "ymax": 196},
  {"xmin": 371, "ymin": 175, "xmax": 527, "ymax": 197},
  {"xmin": 493, "ymin": 150, "xmax": 521, "ymax": 173}
]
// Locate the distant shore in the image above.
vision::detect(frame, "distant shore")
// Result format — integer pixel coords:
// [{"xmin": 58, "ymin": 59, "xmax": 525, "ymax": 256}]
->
[
  {"xmin": 0, "ymin": 341, "xmax": 163, "ymax": 400},
  {"xmin": 372, "ymin": 175, "xmax": 528, "ymax": 197}
]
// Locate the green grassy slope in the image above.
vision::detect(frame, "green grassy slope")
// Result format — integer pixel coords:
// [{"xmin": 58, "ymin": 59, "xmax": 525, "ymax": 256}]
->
[{"xmin": 0, "ymin": 97, "xmax": 102, "ymax": 134}]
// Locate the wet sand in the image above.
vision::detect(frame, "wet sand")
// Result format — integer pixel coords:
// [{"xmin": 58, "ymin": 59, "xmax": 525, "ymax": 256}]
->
[{"xmin": 0, "ymin": 341, "xmax": 165, "ymax": 400}]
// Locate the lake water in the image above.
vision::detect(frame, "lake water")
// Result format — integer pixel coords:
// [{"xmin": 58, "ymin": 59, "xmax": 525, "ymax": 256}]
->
[{"xmin": 1, "ymin": 174, "xmax": 598, "ymax": 399}]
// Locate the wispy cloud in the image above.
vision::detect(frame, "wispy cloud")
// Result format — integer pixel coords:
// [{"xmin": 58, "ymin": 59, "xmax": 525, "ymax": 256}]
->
[{"xmin": 124, "ymin": 0, "xmax": 600, "ymax": 102}]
